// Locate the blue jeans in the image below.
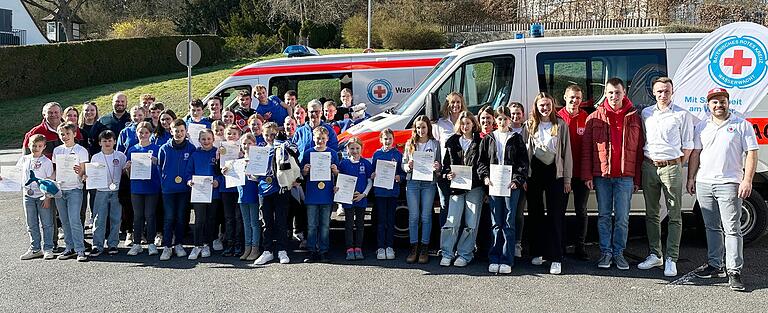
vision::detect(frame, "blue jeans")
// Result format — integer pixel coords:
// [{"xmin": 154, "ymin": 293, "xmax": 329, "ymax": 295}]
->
[
  {"xmin": 307, "ymin": 204, "xmax": 332, "ymax": 253},
  {"xmin": 92, "ymin": 190, "xmax": 122, "ymax": 249},
  {"xmin": 240, "ymin": 203, "xmax": 261, "ymax": 248},
  {"xmin": 440, "ymin": 187, "xmax": 484, "ymax": 261},
  {"xmin": 488, "ymin": 190, "xmax": 521, "ymax": 265},
  {"xmin": 162, "ymin": 192, "xmax": 190, "ymax": 248},
  {"xmin": 24, "ymin": 196, "xmax": 54, "ymax": 251},
  {"xmin": 696, "ymin": 182, "xmax": 744, "ymax": 273},
  {"xmin": 406, "ymin": 180, "xmax": 436, "ymax": 244},
  {"xmin": 55, "ymin": 188, "xmax": 85, "ymax": 253},
  {"xmin": 376, "ymin": 197, "xmax": 397, "ymax": 249},
  {"xmin": 593, "ymin": 176, "xmax": 633, "ymax": 255}
]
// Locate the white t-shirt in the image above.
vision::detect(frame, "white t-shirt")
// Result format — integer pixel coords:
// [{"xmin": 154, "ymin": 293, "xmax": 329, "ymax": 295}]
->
[
  {"xmin": 459, "ymin": 136, "xmax": 472, "ymax": 153},
  {"xmin": 434, "ymin": 117, "xmax": 456, "ymax": 159},
  {"xmin": 493, "ymin": 130, "xmax": 512, "ymax": 165},
  {"xmin": 16, "ymin": 154, "xmax": 54, "ymax": 198},
  {"xmin": 90, "ymin": 151, "xmax": 128, "ymax": 192},
  {"xmin": 694, "ymin": 115, "xmax": 759, "ymax": 184},
  {"xmin": 52, "ymin": 144, "xmax": 89, "ymax": 190}
]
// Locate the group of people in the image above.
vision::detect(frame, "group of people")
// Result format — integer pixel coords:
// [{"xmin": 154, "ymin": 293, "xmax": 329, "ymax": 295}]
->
[{"xmin": 12, "ymin": 77, "xmax": 755, "ymax": 291}]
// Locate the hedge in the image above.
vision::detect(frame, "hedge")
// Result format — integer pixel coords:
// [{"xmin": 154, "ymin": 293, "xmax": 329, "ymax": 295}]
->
[{"xmin": 0, "ymin": 35, "xmax": 224, "ymax": 101}]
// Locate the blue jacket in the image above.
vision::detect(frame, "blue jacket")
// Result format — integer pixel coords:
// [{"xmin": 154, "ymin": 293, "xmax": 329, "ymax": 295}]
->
[
  {"xmin": 338, "ymin": 157, "xmax": 373, "ymax": 208},
  {"xmin": 151, "ymin": 131, "xmax": 171, "ymax": 147},
  {"xmin": 372, "ymin": 147, "xmax": 405, "ymax": 197},
  {"xmin": 292, "ymin": 122, "xmax": 338, "ymax": 162},
  {"xmin": 158, "ymin": 139, "xmax": 196, "ymax": 193},
  {"xmin": 256, "ymin": 143, "xmax": 281, "ymax": 197},
  {"xmin": 186, "ymin": 147, "xmax": 223, "ymax": 200},
  {"xmin": 185, "ymin": 116, "xmax": 213, "ymax": 129},
  {"xmin": 117, "ymin": 123, "xmax": 139, "ymax": 154},
  {"xmin": 300, "ymin": 147, "xmax": 339, "ymax": 205},
  {"xmin": 255, "ymin": 95, "xmax": 289, "ymax": 124},
  {"xmin": 126, "ymin": 143, "xmax": 161, "ymax": 194}
]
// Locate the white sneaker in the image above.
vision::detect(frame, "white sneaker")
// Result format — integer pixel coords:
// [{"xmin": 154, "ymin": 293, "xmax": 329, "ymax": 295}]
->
[
  {"xmin": 58, "ymin": 228, "xmax": 65, "ymax": 240},
  {"xmin": 278, "ymin": 250, "xmax": 290, "ymax": 264},
  {"xmin": 637, "ymin": 254, "xmax": 663, "ymax": 270},
  {"xmin": 212, "ymin": 239, "xmax": 224, "ymax": 251},
  {"xmin": 148, "ymin": 244, "xmax": 159, "ymax": 256},
  {"xmin": 439, "ymin": 257, "xmax": 452, "ymax": 267},
  {"xmin": 124, "ymin": 232, "xmax": 134, "ymax": 247},
  {"xmin": 43, "ymin": 250, "xmax": 55, "ymax": 260},
  {"xmin": 174, "ymin": 245, "xmax": 187, "ymax": 257},
  {"xmin": 531, "ymin": 256, "xmax": 546, "ymax": 265},
  {"xmin": 154, "ymin": 234, "xmax": 162, "ymax": 247},
  {"xmin": 336, "ymin": 206, "xmax": 345, "ymax": 216},
  {"xmin": 254, "ymin": 251, "xmax": 274, "ymax": 265},
  {"xmin": 20, "ymin": 249, "xmax": 43, "ymax": 260},
  {"xmin": 376, "ymin": 248, "xmax": 386, "ymax": 260},
  {"xmin": 201, "ymin": 245, "xmax": 211, "ymax": 258},
  {"xmin": 515, "ymin": 242, "xmax": 522, "ymax": 258},
  {"xmin": 488, "ymin": 263, "xmax": 500, "ymax": 273},
  {"xmin": 499, "ymin": 264, "xmax": 512, "ymax": 274},
  {"xmin": 453, "ymin": 257, "xmax": 468, "ymax": 267},
  {"xmin": 188, "ymin": 247, "xmax": 202, "ymax": 260},
  {"xmin": 160, "ymin": 247, "xmax": 172, "ymax": 260},
  {"xmin": 664, "ymin": 257, "xmax": 678, "ymax": 277},
  {"xmin": 550, "ymin": 262, "xmax": 562, "ymax": 274},
  {"xmin": 127, "ymin": 244, "xmax": 142, "ymax": 256},
  {"xmin": 385, "ymin": 247, "xmax": 395, "ymax": 260}
]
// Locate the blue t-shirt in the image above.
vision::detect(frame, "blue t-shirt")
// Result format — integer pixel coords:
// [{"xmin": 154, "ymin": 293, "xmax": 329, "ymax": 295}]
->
[
  {"xmin": 292, "ymin": 122, "xmax": 339, "ymax": 162},
  {"xmin": 117, "ymin": 123, "xmax": 139, "ymax": 154},
  {"xmin": 186, "ymin": 147, "xmax": 222, "ymax": 200},
  {"xmin": 337, "ymin": 157, "xmax": 373, "ymax": 208},
  {"xmin": 300, "ymin": 147, "xmax": 339, "ymax": 205},
  {"xmin": 158, "ymin": 140, "xmax": 196, "ymax": 194},
  {"xmin": 372, "ymin": 147, "xmax": 405, "ymax": 197},
  {"xmin": 255, "ymin": 95, "xmax": 289, "ymax": 124},
  {"xmin": 126, "ymin": 143, "xmax": 161, "ymax": 194},
  {"xmin": 237, "ymin": 178, "xmax": 259, "ymax": 204}
]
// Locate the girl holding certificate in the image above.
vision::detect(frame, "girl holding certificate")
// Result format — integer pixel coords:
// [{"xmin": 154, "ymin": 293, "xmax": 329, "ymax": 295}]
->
[
  {"xmin": 478, "ymin": 106, "xmax": 528, "ymax": 274},
  {"xmin": 402, "ymin": 116, "xmax": 441, "ymax": 264},
  {"xmin": 337, "ymin": 137, "xmax": 373, "ymax": 261},
  {"xmin": 236, "ymin": 133, "xmax": 262, "ymax": 261},
  {"xmin": 125, "ymin": 122, "xmax": 161, "ymax": 256},
  {"xmin": 220, "ymin": 125, "xmax": 244, "ymax": 257},
  {"xmin": 525, "ymin": 93, "xmax": 573, "ymax": 275},
  {"xmin": 185, "ymin": 129, "xmax": 222, "ymax": 260},
  {"xmin": 439, "ymin": 112, "xmax": 483, "ymax": 267},
  {"xmin": 371, "ymin": 129, "xmax": 404, "ymax": 261}
]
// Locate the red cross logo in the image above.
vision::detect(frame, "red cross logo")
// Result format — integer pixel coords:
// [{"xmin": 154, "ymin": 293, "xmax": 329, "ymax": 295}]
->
[
  {"xmin": 724, "ymin": 49, "xmax": 753, "ymax": 75},
  {"xmin": 373, "ymin": 85, "xmax": 387, "ymax": 99}
]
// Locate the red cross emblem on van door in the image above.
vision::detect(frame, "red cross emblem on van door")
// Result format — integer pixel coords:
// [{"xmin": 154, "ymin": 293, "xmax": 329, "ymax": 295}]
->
[
  {"xmin": 724, "ymin": 50, "xmax": 753, "ymax": 75},
  {"xmin": 373, "ymin": 85, "xmax": 387, "ymax": 99}
]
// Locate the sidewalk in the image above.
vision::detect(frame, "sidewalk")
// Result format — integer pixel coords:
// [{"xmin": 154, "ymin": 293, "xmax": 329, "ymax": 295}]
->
[{"xmin": 0, "ymin": 148, "xmax": 22, "ymax": 167}]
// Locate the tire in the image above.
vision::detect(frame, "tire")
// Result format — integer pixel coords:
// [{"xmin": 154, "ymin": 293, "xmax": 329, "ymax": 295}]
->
[
  {"xmin": 742, "ymin": 190, "xmax": 768, "ymax": 244},
  {"xmin": 394, "ymin": 200, "xmax": 410, "ymax": 239}
]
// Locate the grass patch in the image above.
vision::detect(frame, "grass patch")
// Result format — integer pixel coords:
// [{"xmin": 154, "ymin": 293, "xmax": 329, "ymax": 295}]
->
[{"xmin": 0, "ymin": 48, "xmax": 382, "ymax": 149}]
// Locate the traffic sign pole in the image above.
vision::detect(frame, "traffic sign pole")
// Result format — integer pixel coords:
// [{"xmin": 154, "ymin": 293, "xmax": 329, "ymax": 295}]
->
[{"xmin": 187, "ymin": 39, "xmax": 192, "ymax": 105}]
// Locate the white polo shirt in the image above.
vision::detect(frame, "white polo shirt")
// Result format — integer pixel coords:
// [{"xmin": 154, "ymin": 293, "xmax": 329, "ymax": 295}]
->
[
  {"xmin": 52, "ymin": 143, "xmax": 89, "ymax": 190},
  {"xmin": 693, "ymin": 115, "xmax": 758, "ymax": 184},
  {"xmin": 642, "ymin": 104, "xmax": 694, "ymax": 160}
]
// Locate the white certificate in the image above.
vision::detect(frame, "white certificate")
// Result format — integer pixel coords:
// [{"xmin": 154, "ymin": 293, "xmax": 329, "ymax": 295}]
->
[
  {"xmin": 187, "ymin": 123, "xmax": 207, "ymax": 148},
  {"xmin": 130, "ymin": 153, "xmax": 152, "ymax": 180},
  {"xmin": 449, "ymin": 165, "xmax": 473, "ymax": 190},
  {"xmin": 373, "ymin": 160, "xmax": 397, "ymax": 190},
  {"xmin": 411, "ymin": 151, "xmax": 435, "ymax": 182},
  {"xmin": 85, "ymin": 163, "xmax": 109, "ymax": 190},
  {"xmin": 334, "ymin": 173, "xmax": 357, "ymax": 205},
  {"xmin": 0, "ymin": 166, "xmax": 22, "ymax": 192},
  {"xmin": 245, "ymin": 146, "xmax": 271, "ymax": 176},
  {"xmin": 489, "ymin": 164, "xmax": 513, "ymax": 197},
  {"xmin": 224, "ymin": 159, "xmax": 247, "ymax": 188},
  {"xmin": 56, "ymin": 154, "xmax": 81, "ymax": 187},
  {"xmin": 309, "ymin": 152, "xmax": 331, "ymax": 181},
  {"xmin": 218, "ymin": 142, "xmax": 240, "ymax": 168},
  {"xmin": 190, "ymin": 175, "xmax": 213, "ymax": 203}
]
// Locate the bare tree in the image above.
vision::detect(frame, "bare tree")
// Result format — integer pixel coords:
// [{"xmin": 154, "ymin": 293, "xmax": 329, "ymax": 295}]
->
[
  {"xmin": 266, "ymin": 0, "xmax": 362, "ymax": 25},
  {"xmin": 22, "ymin": 0, "xmax": 88, "ymax": 41}
]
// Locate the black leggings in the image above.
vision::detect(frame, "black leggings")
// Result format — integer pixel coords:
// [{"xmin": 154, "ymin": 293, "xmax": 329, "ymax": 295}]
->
[
  {"xmin": 131, "ymin": 194, "xmax": 159, "ymax": 244},
  {"xmin": 260, "ymin": 192, "xmax": 288, "ymax": 252},
  {"xmin": 192, "ymin": 201, "xmax": 221, "ymax": 246},
  {"xmin": 344, "ymin": 206, "xmax": 366, "ymax": 248},
  {"xmin": 527, "ymin": 157, "xmax": 566, "ymax": 262},
  {"xmin": 221, "ymin": 192, "xmax": 242, "ymax": 246}
]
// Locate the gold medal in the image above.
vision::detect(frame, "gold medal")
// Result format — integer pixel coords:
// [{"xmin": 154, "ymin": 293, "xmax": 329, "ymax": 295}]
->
[
  {"xmin": 219, "ymin": 147, "xmax": 226, "ymax": 155},
  {"xmin": 266, "ymin": 177, "xmax": 273, "ymax": 184},
  {"xmin": 175, "ymin": 176, "xmax": 182, "ymax": 183},
  {"xmin": 318, "ymin": 181, "xmax": 325, "ymax": 189}
]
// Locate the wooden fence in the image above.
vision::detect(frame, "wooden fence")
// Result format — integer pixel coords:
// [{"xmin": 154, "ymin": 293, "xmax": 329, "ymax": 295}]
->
[{"xmin": 442, "ymin": 18, "xmax": 660, "ymax": 33}]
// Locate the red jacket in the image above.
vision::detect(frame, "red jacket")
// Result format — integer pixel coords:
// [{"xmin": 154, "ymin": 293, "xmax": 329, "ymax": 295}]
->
[
  {"xmin": 22, "ymin": 120, "xmax": 63, "ymax": 159},
  {"xmin": 580, "ymin": 97, "xmax": 644, "ymax": 186},
  {"xmin": 557, "ymin": 107, "xmax": 588, "ymax": 180}
]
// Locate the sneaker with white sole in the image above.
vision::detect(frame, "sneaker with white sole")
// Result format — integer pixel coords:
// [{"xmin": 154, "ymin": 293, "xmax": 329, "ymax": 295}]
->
[
  {"xmin": 201, "ymin": 245, "xmax": 211, "ymax": 258},
  {"xmin": 43, "ymin": 250, "xmax": 55, "ymax": 260},
  {"xmin": 188, "ymin": 247, "xmax": 202, "ymax": 260},
  {"xmin": 376, "ymin": 248, "xmax": 386, "ymax": 260},
  {"xmin": 76, "ymin": 252, "xmax": 88, "ymax": 262},
  {"xmin": 499, "ymin": 264, "xmax": 512, "ymax": 274},
  {"xmin": 439, "ymin": 257, "xmax": 452, "ymax": 267},
  {"xmin": 488, "ymin": 263, "xmax": 500, "ymax": 273},
  {"xmin": 212, "ymin": 239, "xmax": 224, "ymax": 251},
  {"xmin": 515, "ymin": 242, "xmax": 522, "ymax": 258},
  {"xmin": 148, "ymin": 244, "xmax": 159, "ymax": 256},
  {"xmin": 174, "ymin": 245, "xmax": 187, "ymax": 258},
  {"xmin": 597, "ymin": 253, "xmax": 613, "ymax": 269},
  {"xmin": 637, "ymin": 254, "xmax": 663, "ymax": 270},
  {"xmin": 453, "ymin": 257, "xmax": 468, "ymax": 267},
  {"xmin": 124, "ymin": 232, "xmax": 134, "ymax": 247},
  {"xmin": 127, "ymin": 244, "xmax": 142, "ymax": 256},
  {"xmin": 58, "ymin": 228, "xmax": 65, "ymax": 240},
  {"xmin": 614, "ymin": 254, "xmax": 630, "ymax": 270},
  {"xmin": 550, "ymin": 262, "xmax": 562, "ymax": 274},
  {"xmin": 254, "ymin": 251, "xmax": 274, "ymax": 265},
  {"xmin": 160, "ymin": 247, "xmax": 173, "ymax": 260},
  {"xmin": 531, "ymin": 256, "xmax": 546, "ymax": 265},
  {"xmin": 664, "ymin": 257, "xmax": 678, "ymax": 277},
  {"xmin": 278, "ymin": 250, "xmax": 290, "ymax": 264},
  {"xmin": 20, "ymin": 249, "xmax": 43, "ymax": 260},
  {"xmin": 385, "ymin": 247, "xmax": 395, "ymax": 260},
  {"xmin": 154, "ymin": 234, "xmax": 162, "ymax": 247},
  {"xmin": 58, "ymin": 250, "xmax": 77, "ymax": 260}
]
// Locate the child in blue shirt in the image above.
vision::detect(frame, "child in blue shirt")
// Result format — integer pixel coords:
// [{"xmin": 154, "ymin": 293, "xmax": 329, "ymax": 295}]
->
[
  {"xmin": 336, "ymin": 137, "xmax": 373, "ymax": 261},
  {"xmin": 371, "ymin": 128, "xmax": 404, "ymax": 260},
  {"xmin": 125, "ymin": 122, "xmax": 161, "ymax": 256},
  {"xmin": 185, "ymin": 99, "xmax": 213, "ymax": 129},
  {"xmin": 185, "ymin": 128, "xmax": 222, "ymax": 260},
  {"xmin": 117, "ymin": 106, "xmax": 146, "ymax": 154},
  {"xmin": 236, "ymin": 133, "xmax": 262, "ymax": 261},
  {"xmin": 300, "ymin": 126, "xmax": 339, "ymax": 263}
]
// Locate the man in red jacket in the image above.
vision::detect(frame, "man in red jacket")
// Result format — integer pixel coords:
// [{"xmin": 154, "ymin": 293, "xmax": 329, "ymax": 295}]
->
[
  {"xmin": 22, "ymin": 102, "xmax": 64, "ymax": 159},
  {"xmin": 557, "ymin": 84, "xmax": 590, "ymax": 260},
  {"xmin": 582, "ymin": 77, "xmax": 644, "ymax": 271}
]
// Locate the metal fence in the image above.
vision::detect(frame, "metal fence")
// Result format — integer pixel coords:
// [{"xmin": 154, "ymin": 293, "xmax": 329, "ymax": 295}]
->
[
  {"xmin": 441, "ymin": 18, "xmax": 659, "ymax": 33},
  {"xmin": 0, "ymin": 29, "xmax": 26, "ymax": 46}
]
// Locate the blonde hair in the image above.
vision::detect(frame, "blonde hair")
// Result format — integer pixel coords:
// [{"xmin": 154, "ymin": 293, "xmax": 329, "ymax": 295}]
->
[
  {"xmin": 405, "ymin": 115, "xmax": 434, "ymax": 155},
  {"xmin": 312, "ymin": 125, "xmax": 329, "ymax": 137},
  {"xmin": 136, "ymin": 121, "xmax": 153, "ymax": 133},
  {"xmin": 453, "ymin": 111, "xmax": 479, "ymax": 135},
  {"xmin": 346, "ymin": 137, "xmax": 363, "ymax": 151},
  {"xmin": 79, "ymin": 102, "xmax": 99, "ymax": 128},
  {"xmin": 28, "ymin": 134, "xmax": 46, "ymax": 148},
  {"xmin": 528, "ymin": 92, "xmax": 559, "ymax": 136},
  {"xmin": 63, "ymin": 106, "xmax": 79, "ymax": 124},
  {"xmin": 441, "ymin": 92, "xmax": 467, "ymax": 119}
]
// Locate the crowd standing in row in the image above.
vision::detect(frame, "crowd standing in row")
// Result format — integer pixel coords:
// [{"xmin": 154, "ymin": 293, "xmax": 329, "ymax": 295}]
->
[{"xmin": 10, "ymin": 78, "xmax": 755, "ymax": 291}]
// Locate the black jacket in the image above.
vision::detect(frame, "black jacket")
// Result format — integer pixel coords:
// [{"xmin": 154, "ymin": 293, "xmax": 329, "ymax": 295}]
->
[
  {"xmin": 441, "ymin": 132, "xmax": 483, "ymax": 194},
  {"xmin": 478, "ymin": 131, "xmax": 528, "ymax": 187}
]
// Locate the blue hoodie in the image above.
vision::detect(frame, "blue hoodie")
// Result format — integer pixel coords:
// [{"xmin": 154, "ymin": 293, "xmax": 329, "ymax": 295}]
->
[
  {"xmin": 255, "ymin": 95, "xmax": 289, "ymax": 124},
  {"xmin": 185, "ymin": 116, "xmax": 213, "ymax": 129},
  {"xmin": 151, "ymin": 131, "xmax": 171, "ymax": 147},
  {"xmin": 372, "ymin": 147, "xmax": 405, "ymax": 197},
  {"xmin": 337, "ymin": 157, "xmax": 373, "ymax": 208},
  {"xmin": 186, "ymin": 146, "xmax": 223, "ymax": 200},
  {"xmin": 126, "ymin": 143, "xmax": 161, "ymax": 194},
  {"xmin": 300, "ymin": 147, "xmax": 339, "ymax": 205},
  {"xmin": 292, "ymin": 122, "xmax": 339, "ymax": 162},
  {"xmin": 158, "ymin": 139, "xmax": 196, "ymax": 193},
  {"xmin": 117, "ymin": 123, "xmax": 139, "ymax": 154}
]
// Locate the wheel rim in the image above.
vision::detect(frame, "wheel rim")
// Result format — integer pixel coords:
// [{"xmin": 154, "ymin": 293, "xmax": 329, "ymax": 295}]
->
[{"xmin": 741, "ymin": 200, "xmax": 755, "ymax": 236}]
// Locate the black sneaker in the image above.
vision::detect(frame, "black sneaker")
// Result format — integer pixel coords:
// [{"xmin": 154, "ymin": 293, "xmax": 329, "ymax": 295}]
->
[
  {"xmin": 83, "ymin": 240, "xmax": 92, "ymax": 250},
  {"xmin": 107, "ymin": 247, "xmax": 119, "ymax": 255},
  {"xmin": 728, "ymin": 272, "xmax": 746, "ymax": 291},
  {"xmin": 57, "ymin": 250, "xmax": 77, "ymax": 260},
  {"xmin": 575, "ymin": 245, "xmax": 590, "ymax": 261},
  {"xmin": 222, "ymin": 246, "xmax": 234, "ymax": 257},
  {"xmin": 303, "ymin": 252, "xmax": 319, "ymax": 263},
  {"xmin": 319, "ymin": 252, "xmax": 330, "ymax": 263},
  {"xmin": 52, "ymin": 246, "xmax": 65, "ymax": 254},
  {"xmin": 89, "ymin": 248, "xmax": 102, "ymax": 257},
  {"xmin": 693, "ymin": 264, "xmax": 726, "ymax": 278}
]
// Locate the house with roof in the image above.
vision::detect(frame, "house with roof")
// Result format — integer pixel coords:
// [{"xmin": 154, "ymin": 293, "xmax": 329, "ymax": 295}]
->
[{"xmin": 0, "ymin": 0, "xmax": 49, "ymax": 46}]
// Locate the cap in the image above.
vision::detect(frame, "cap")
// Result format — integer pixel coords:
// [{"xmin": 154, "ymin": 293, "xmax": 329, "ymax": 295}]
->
[{"xmin": 707, "ymin": 88, "xmax": 729, "ymax": 101}]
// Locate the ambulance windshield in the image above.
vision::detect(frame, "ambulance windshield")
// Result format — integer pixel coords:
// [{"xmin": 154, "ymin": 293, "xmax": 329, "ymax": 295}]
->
[{"xmin": 394, "ymin": 56, "xmax": 455, "ymax": 115}]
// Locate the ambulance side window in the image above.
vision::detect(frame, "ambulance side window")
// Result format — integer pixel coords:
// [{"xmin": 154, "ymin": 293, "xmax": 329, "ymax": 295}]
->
[
  {"xmin": 433, "ymin": 56, "xmax": 515, "ymax": 114},
  {"xmin": 217, "ymin": 85, "xmax": 251, "ymax": 111},
  {"xmin": 269, "ymin": 73, "xmax": 351, "ymax": 104}
]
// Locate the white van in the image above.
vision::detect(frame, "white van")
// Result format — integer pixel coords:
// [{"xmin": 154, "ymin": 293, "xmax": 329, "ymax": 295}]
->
[
  {"xmin": 202, "ymin": 49, "xmax": 451, "ymax": 116},
  {"xmin": 342, "ymin": 30, "xmax": 768, "ymax": 242}
]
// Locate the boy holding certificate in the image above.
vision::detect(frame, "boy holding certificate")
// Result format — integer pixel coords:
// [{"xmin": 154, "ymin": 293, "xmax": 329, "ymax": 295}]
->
[
  {"xmin": 300, "ymin": 126, "xmax": 339, "ymax": 263},
  {"xmin": 52, "ymin": 122, "xmax": 90, "ymax": 261},
  {"xmin": 185, "ymin": 129, "xmax": 221, "ymax": 260},
  {"xmin": 88, "ymin": 130, "xmax": 127, "ymax": 257},
  {"xmin": 125, "ymin": 122, "xmax": 161, "ymax": 256},
  {"xmin": 16, "ymin": 135, "xmax": 55, "ymax": 260},
  {"xmin": 371, "ymin": 129, "xmax": 404, "ymax": 261}
]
